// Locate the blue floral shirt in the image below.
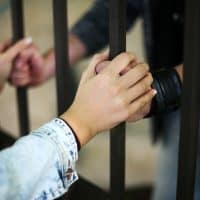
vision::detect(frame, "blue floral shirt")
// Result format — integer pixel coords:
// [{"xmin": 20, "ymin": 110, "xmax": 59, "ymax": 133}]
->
[{"xmin": 0, "ymin": 118, "xmax": 79, "ymax": 200}]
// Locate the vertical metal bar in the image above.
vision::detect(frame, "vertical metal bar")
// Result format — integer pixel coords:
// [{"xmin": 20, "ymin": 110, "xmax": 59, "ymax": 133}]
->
[
  {"xmin": 11, "ymin": 0, "xmax": 30, "ymax": 136},
  {"xmin": 176, "ymin": 0, "xmax": 200, "ymax": 199},
  {"xmin": 109, "ymin": 0, "xmax": 126, "ymax": 200},
  {"xmin": 53, "ymin": 0, "xmax": 76, "ymax": 115}
]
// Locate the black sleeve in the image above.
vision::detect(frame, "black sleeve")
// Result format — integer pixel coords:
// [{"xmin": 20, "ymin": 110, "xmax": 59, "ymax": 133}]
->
[{"xmin": 70, "ymin": 0, "xmax": 144, "ymax": 56}]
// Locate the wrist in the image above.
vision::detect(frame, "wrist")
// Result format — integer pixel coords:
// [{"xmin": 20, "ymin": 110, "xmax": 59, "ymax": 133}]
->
[
  {"xmin": 43, "ymin": 50, "xmax": 56, "ymax": 81},
  {"xmin": 68, "ymin": 34, "xmax": 87, "ymax": 65},
  {"xmin": 60, "ymin": 105, "xmax": 95, "ymax": 147}
]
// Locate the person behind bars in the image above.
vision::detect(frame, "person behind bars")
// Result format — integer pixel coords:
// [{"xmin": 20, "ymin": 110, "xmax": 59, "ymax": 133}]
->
[
  {"xmin": 9, "ymin": 0, "xmax": 193, "ymax": 199},
  {"xmin": 0, "ymin": 38, "xmax": 157, "ymax": 199}
]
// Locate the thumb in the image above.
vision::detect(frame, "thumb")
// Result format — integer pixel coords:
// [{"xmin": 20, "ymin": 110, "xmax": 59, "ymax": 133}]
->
[
  {"xmin": 4, "ymin": 37, "xmax": 32, "ymax": 61},
  {"xmin": 95, "ymin": 60, "xmax": 110, "ymax": 74},
  {"xmin": 31, "ymin": 53, "xmax": 43, "ymax": 74},
  {"xmin": 80, "ymin": 52, "xmax": 108, "ymax": 84}
]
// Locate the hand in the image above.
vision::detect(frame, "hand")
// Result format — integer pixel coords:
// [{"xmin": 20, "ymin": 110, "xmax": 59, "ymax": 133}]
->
[
  {"xmin": 61, "ymin": 52, "xmax": 156, "ymax": 147},
  {"xmin": 0, "ymin": 37, "xmax": 32, "ymax": 91},
  {"xmin": 95, "ymin": 57, "xmax": 154, "ymax": 122},
  {"xmin": 9, "ymin": 43, "xmax": 53, "ymax": 87}
]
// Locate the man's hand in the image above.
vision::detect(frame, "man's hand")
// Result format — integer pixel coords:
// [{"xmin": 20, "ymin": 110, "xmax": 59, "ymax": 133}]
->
[
  {"xmin": 10, "ymin": 34, "xmax": 87, "ymax": 87},
  {"xmin": 9, "ymin": 43, "xmax": 53, "ymax": 87},
  {"xmin": 0, "ymin": 38, "xmax": 32, "ymax": 91},
  {"xmin": 61, "ymin": 52, "xmax": 156, "ymax": 147}
]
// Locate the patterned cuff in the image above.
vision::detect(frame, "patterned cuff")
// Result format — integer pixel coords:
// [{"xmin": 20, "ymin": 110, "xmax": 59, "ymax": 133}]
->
[{"xmin": 31, "ymin": 118, "xmax": 79, "ymax": 188}]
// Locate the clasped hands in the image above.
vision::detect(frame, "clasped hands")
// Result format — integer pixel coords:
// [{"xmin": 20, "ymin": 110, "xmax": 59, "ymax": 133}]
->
[
  {"xmin": 0, "ymin": 38, "xmax": 156, "ymax": 147},
  {"xmin": 61, "ymin": 53, "xmax": 156, "ymax": 146}
]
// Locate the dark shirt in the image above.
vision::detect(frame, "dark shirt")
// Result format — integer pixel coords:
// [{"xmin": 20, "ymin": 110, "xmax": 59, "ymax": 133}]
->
[
  {"xmin": 71, "ymin": 0, "xmax": 184, "ymax": 69},
  {"xmin": 70, "ymin": 0, "xmax": 184, "ymax": 139}
]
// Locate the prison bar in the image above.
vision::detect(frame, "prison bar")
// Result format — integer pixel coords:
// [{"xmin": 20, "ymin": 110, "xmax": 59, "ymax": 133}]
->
[
  {"xmin": 53, "ymin": 0, "xmax": 76, "ymax": 115},
  {"xmin": 109, "ymin": 0, "xmax": 127, "ymax": 199},
  {"xmin": 11, "ymin": 0, "xmax": 30, "ymax": 136},
  {"xmin": 176, "ymin": 0, "xmax": 200, "ymax": 199}
]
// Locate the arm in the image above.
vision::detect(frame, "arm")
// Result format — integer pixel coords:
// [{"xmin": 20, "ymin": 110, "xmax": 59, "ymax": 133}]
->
[
  {"xmin": 10, "ymin": 0, "xmax": 144, "ymax": 87},
  {"xmin": 0, "ymin": 119, "xmax": 78, "ymax": 200},
  {"xmin": 0, "ymin": 52, "xmax": 156, "ymax": 199},
  {"xmin": 70, "ymin": 0, "xmax": 143, "ymax": 57},
  {"xmin": 59, "ymin": 0, "xmax": 144, "ymax": 64}
]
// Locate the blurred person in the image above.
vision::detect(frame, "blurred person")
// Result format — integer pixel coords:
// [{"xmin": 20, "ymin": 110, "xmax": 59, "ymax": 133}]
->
[{"xmin": 0, "ymin": 50, "xmax": 156, "ymax": 200}]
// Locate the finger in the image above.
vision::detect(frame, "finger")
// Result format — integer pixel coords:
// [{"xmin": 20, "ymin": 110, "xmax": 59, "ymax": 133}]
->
[
  {"xmin": 31, "ymin": 53, "xmax": 43, "ymax": 73},
  {"xmin": 11, "ymin": 70, "xmax": 29, "ymax": 79},
  {"xmin": 14, "ymin": 64, "xmax": 29, "ymax": 73},
  {"xmin": 10, "ymin": 74, "xmax": 30, "ymax": 87},
  {"xmin": 120, "ymin": 59, "xmax": 138, "ymax": 75},
  {"xmin": 95, "ymin": 61, "xmax": 110, "ymax": 74},
  {"xmin": 125, "ymin": 74, "xmax": 153, "ymax": 103},
  {"xmin": 126, "ymin": 101, "xmax": 151, "ymax": 122},
  {"xmin": 119, "ymin": 63, "xmax": 149, "ymax": 89},
  {"xmin": 0, "ymin": 39, "xmax": 12, "ymax": 52},
  {"xmin": 105, "ymin": 52, "xmax": 137, "ymax": 75},
  {"xmin": 128, "ymin": 89, "xmax": 157, "ymax": 116},
  {"xmin": 10, "ymin": 64, "xmax": 29, "ymax": 79},
  {"xmin": 4, "ymin": 37, "xmax": 32, "ymax": 61},
  {"xmin": 15, "ymin": 45, "xmax": 39, "ymax": 68},
  {"xmin": 81, "ymin": 53, "xmax": 109, "ymax": 84}
]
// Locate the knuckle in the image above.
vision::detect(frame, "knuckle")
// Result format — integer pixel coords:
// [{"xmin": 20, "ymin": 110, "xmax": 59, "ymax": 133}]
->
[
  {"xmin": 140, "ymin": 81, "xmax": 148, "ymax": 92},
  {"xmin": 139, "ymin": 63, "xmax": 149, "ymax": 73},
  {"xmin": 119, "ymin": 52, "xmax": 130, "ymax": 62},
  {"xmin": 93, "ymin": 53, "xmax": 102, "ymax": 60},
  {"xmin": 137, "ymin": 101, "xmax": 145, "ymax": 111},
  {"xmin": 148, "ymin": 73, "xmax": 153, "ymax": 84},
  {"xmin": 142, "ymin": 95, "xmax": 151, "ymax": 106}
]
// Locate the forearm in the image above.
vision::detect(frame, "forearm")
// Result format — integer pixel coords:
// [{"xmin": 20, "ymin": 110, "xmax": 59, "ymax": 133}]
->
[
  {"xmin": 42, "ymin": 33, "xmax": 87, "ymax": 81},
  {"xmin": 0, "ymin": 118, "xmax": 78, "ymax": 200},
  {"xmin": 42, "ymin": 0, "xmax": 143, "ymax": 79},
  {"xmin": 70, "ymin": 0, "xmax": 142, "ymax": 56}
]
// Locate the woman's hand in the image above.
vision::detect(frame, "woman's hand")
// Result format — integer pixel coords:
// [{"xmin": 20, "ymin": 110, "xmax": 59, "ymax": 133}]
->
[
  {"xmin": 61, "ymin": 52, "xmax": 156, "ymax": 147},
  {"xmin": 0, "ymin": 37, "xmax": 32, "ymax": 91}
]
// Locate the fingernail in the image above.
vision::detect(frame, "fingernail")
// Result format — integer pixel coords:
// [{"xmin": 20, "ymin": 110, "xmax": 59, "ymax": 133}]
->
[
  {"xmin": 25, "ymin": 37, "xmax": 32, "ymax": 44},
  {"xmin": 153, "ymin": 89, "xmax": 157, "ymax": 95}
]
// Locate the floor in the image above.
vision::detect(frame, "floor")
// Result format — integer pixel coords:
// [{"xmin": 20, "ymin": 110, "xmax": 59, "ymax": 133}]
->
[{"xmin": 0, "ymin": 0, "xmax": 159, "ymax": 191}]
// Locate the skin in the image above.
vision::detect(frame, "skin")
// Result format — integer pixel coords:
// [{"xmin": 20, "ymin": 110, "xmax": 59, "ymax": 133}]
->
[
  {"xmin": 60, "ymin": 52, "xmax": 157, "ymax": 146},
  {"xmin": 0, "ymin": 38, "xmax": 32, "ymax": 92},
  {"xmin": 0, "ymin": 44, "xmax": 156, "ymax": 147},
  {"xmin": 8, "ymin": 35, "xmax": 183, "ymax": 122},
  {"xmin": 9, "ymin": 33, "xmax": 183, "ymax": 87},
  {"xmin": 9, "ymin": 34, "xmax": 87, "ymax": 86}
]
